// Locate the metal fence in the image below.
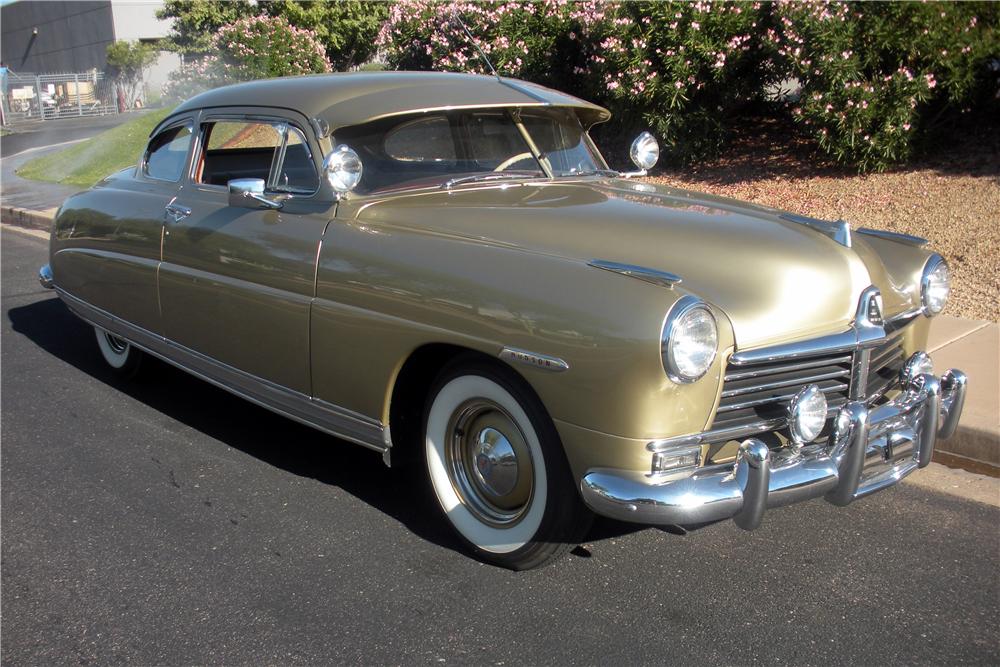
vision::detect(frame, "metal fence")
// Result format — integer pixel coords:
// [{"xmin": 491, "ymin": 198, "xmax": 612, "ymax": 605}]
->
[{"xmin": 2, "ymin": 71, "xmax": 118, "ymax": 124}]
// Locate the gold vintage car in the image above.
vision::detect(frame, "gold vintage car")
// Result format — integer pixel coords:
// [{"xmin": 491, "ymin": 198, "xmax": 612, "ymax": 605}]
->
[{"xmin": 39, "ymin": 72, "xmax": 966, "ymax": 570}]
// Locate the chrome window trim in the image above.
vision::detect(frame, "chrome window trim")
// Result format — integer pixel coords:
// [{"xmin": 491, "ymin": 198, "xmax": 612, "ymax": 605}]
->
[
  {"xmin": 55, "ymin": 287, "xmax": 390, "ymax": 457},
  {"xmin": 193, "ymin": 113, "xmax": 321, "ymax": 198}
]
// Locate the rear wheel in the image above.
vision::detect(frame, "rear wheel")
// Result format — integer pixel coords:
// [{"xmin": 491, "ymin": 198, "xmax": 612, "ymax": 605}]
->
[
  {"xmin": 94, "ymin": 326, "xmax": 144, "ymax": 378},
  {"xmin": 423, "ymin": 360, "xmax": 592, "ymax": 570}
]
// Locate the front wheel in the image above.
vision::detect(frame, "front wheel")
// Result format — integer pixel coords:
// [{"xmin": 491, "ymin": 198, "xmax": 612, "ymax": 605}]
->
[
  {"xmin": 423, "ymin": 360, "xmax": 592, "ymax": 570},
  {"xmin": 94, "ymin": 326, "xmax": 144, "ymax": 378}
]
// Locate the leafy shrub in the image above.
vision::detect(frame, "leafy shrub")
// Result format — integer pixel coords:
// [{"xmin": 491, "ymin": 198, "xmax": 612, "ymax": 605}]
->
[
  {"xmin": 767, "ymin": 1, "xmax": 999, "ymax": 171},
  {"xmin": 378, "ymin": 0, "xmax": 998, "ymax": 171},
  {"xmin": 379, "ymin": 1, "xmax": 773, "ymax": 163},
  {"xmin": 158, "ymin": 0, "xmax": 387, "ymax": 71},
  {"xmin": 163, "ymin": 14, "xmax": 331, "ymax": 102}
]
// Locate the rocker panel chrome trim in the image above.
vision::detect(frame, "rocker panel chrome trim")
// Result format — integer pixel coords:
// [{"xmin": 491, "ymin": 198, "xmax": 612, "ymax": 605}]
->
[{"xmin": 55, "ymin": 288, "xmax": 389, "ymax": 455}]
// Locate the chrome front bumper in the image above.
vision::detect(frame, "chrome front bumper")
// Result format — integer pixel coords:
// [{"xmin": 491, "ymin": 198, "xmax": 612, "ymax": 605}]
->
[{"xmin": 580, "ymin": 369, "xmax": 967, "ymax": 530}]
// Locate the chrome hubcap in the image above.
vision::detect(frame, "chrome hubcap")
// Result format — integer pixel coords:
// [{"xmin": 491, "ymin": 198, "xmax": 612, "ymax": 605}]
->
[
  {"xmin": 446, "ymin": 400, "xmax": 534, "ymax": 526},
  {"xmin": 104, "ymin": 333, "xmax": 129, "ymax": 355}
]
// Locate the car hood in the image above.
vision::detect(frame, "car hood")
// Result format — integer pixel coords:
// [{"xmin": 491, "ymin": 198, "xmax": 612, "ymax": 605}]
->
[{"xmin": 351, "ymin": 179, "xmax": 912, "ymax": 351}]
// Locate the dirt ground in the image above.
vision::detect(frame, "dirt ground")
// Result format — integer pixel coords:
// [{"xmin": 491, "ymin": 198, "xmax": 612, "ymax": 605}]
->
[{"xmin": 645, "ymin": 119, "xmax": 999, "ymax": 322}]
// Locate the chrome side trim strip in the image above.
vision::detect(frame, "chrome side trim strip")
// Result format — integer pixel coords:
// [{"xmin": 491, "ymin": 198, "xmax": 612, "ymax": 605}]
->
[
  {"xmin": 55, "ymin": 288, "xmax": 389, "ymax": 454},
  {"xmin": 499, "ymin": 347, "xmax": 569, "ymax": 372},
  {"xmin": 856, "ymin": 228, "xmax": 929, "ymax": 248},
  {"xmin": 588, "ymin": 259, "xmax": 682, "ymax": 289},
  {"xmin": 779, "ymin": 213, "xmax": 851, "ymax": 248}
]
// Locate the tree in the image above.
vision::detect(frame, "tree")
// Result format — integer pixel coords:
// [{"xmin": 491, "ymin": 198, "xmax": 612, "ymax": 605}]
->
[
  {"xmin": 106, "ymin": 41, "xmax": 159, "ymax": 108},
  {"xmin": 157, "ymin": 0, "xmax": 388, "ymax": 70},
  {"xmin": 162, "ymin": 15, "xmax": 331, "ymax": 102}
]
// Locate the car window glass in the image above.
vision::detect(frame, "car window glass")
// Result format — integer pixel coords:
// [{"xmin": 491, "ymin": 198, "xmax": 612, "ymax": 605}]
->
[
  {"xmin": 334, "ymin": 110, "xmax": 544, "ymax": 194},
  {"xmin": 144, "ymin": 123, "xmax": 192, "ymax": 181},
  {"xmin": 198, "ymin": 121, "xmax": 281, "ymax": 187},
  {"xmin": 384, "ymin": 116, "xmax": 456, "ymax": 162},
  {"xmin": 466, "ymin": 113, "xmax": 531, "ymax": 168},
  {"xmin": 273, "ymin": 126, "xmax": 319, "ymax": 194},
  {"xmin": 520, "ymin": 111, "xmax": 601, "ymax": 176}
]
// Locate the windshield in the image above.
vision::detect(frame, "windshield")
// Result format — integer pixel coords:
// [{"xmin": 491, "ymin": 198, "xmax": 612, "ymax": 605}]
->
[{"xmin": 332, "ymin": 108, "xmax": 606, "ymax": 194}]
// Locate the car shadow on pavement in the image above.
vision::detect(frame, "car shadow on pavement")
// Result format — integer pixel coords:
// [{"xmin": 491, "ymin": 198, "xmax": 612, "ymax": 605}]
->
[{"xmin": 8, "ymin": 297, "xmax": 655, "ymax": 560}]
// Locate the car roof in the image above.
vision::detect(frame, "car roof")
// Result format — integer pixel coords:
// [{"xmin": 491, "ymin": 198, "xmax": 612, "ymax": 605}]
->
[{"xmin": 171, "ymin": 71, "xmax": 611, "ymax": 132}]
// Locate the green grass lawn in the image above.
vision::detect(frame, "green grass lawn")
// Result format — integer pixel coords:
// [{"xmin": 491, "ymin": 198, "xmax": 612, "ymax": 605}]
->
[{"xmin": 16, "ymin": 107, "xmax": 174, "ymax": 187}]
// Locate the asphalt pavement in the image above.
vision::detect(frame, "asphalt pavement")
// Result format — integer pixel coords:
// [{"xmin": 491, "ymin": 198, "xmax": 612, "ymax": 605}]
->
[
  {"xmin": 1, "ymin": 113, "xmax": 139, "ymax": 158},
  {"xmin": 2, "ymin": 228, "xmax": 998, "ymax": 665}
]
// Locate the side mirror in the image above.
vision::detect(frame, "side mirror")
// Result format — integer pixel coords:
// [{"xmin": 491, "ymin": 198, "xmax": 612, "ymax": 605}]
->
[
  {"xmin": 228, "ymin": 178, "xmax": 283, "ymax": 210},
  {"xmin": 323, "ymin": 145, "xmax": 363, "ymax": 197},
  {"xmin": 621, "ymin": 131, "xmax": 660, "ymax": 178}
]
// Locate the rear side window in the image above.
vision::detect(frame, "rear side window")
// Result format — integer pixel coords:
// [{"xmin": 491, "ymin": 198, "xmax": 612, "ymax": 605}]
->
[
  {"xmin": 197, "ymin": 120, "xmax": 318, "ymax": 194},
  {"xmin": 143, "ymin": 123, "xmax": 192, "ymax": 181}
]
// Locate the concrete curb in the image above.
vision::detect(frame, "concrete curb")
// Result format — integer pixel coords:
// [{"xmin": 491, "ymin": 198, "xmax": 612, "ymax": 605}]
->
[
  {"xmin": 0, "ymin": 205, "xmax": 56, "ymax": 232},
  {"xmin": 1, "ymin": 207, "xmax": 997, "ymax": 477}
]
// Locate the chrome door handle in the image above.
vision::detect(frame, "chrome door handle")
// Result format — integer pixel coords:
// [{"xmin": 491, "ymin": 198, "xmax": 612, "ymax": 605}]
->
[{"xmin": 164, "ymin": 203, "xmax": 192, "ymax": 223}]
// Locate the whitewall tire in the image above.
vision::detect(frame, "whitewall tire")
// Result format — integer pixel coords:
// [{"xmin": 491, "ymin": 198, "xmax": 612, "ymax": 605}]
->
[
  {"xmin": 94, "ymin": 326, "xmax": 143, "ymax": 377},
  {"xmin": 423, "ymin": 360, "xmax": 592, "ymax": 570}
]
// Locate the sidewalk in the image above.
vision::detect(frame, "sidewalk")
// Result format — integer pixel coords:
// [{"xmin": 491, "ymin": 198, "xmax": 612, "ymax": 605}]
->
[
  {"xmin": 1, "ymin": 197, "xmax": 997, "ymax": 476},
  {"xmin": 927, "ymin": 316, "xmax": 1000, "ymax": 475}
]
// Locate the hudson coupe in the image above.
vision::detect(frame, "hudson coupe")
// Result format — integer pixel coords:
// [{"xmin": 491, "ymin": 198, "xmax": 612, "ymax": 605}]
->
[{"xmin": 40, "ymin": 72, "xmax": 966, "ymax": 569}]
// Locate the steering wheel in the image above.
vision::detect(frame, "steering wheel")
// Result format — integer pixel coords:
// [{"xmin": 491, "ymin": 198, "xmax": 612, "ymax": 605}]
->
[{"xmin": 494, "ymin": 152, "xmax": 535, "ymax": 172}]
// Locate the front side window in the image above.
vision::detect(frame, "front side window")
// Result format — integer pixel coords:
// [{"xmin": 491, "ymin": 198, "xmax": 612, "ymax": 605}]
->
[
  {"xmin": 143, "ymin": 123, "xmax": 192, "ymax": 181},
  {"xmin": 196, "ymin": 119, "xmax": 318, "ymax": 194},
  {"xmin": 333, "ymin": 108, "xmax": 606, "ymax": 194}
]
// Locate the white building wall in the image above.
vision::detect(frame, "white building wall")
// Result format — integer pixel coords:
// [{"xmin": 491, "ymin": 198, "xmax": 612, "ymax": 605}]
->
[{"xmin": 109, "ymin": 1, "xmax": 179, "ymax": 100}]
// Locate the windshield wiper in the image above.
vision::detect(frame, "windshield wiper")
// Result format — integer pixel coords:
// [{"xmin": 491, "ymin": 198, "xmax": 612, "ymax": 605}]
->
[{"xmin": 441, "ymin": 172, "xmax": 541, "ymax": 190}]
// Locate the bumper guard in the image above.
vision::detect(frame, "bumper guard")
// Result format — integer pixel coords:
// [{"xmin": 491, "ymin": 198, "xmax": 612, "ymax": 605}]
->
[{"xmin": 580, "ymin": 369, "xmax": 967, "ymax": 530}]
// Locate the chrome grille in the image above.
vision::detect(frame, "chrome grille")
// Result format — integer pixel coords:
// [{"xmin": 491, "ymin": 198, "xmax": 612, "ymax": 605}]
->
[
  {"xmin": 866, "ymin": 335, "xmax": 906, "ymax": 403},
  {"xmin": 710, "ymin": 333, "xmax": 906, "ymax": 436},
  {"xmin": 711, "ymin": 351, "xmax": 853, "ymax": 432}
]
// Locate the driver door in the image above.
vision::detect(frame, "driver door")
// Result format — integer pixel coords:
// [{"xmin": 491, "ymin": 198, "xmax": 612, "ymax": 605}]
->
[{"xmin": 158, "ymin": 109, "xmax": 331, "ymax": 394}]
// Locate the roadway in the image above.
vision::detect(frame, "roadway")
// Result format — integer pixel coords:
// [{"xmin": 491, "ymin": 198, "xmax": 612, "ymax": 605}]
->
[{"xmin": 2, "ymin": 228, "xmax": 997, "ymax": 665}]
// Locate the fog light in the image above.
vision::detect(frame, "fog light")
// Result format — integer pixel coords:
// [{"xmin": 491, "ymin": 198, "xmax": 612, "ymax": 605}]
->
[
  {"xmin": 652, "ymin": 445, "xmax": 701, "ymax": 475},
  {"xmin": 901, "ymin": 351, "xmax": 934, "ymax": 387},
  {"xmin": 788, "ymin": 384, "xmax": 828, "ymax": 446}
]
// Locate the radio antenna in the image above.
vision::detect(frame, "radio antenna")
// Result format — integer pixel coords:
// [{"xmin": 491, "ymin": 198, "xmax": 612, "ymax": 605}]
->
[{"xmin": 450, "ymin": 10, "xmax": 501, "ymax": 82}]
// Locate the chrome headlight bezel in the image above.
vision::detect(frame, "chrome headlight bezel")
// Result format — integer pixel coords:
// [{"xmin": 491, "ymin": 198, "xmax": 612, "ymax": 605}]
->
[
  {"xmin": 920, "ymin": 254, "xmax": 950, "ymax": 316},
  {"xmin": 661, "ymin": 296, "xmax": 719, "ymax": 384}
]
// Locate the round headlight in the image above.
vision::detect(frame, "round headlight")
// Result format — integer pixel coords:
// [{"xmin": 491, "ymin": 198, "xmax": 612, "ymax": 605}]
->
[
  {"xmin": 920, "ymin": 255, "xmax": 949, "ymax": 316},
  {"xmin": 662, "ymin": 297, "xmax": 718, "ymax": 383},
  {"xmin": 323, "ymin": 144, "xmax": 363, "ymax": 194},
  {"xmin": 787, "ymin": 384, "xmax": 828, "ymax": 446}
]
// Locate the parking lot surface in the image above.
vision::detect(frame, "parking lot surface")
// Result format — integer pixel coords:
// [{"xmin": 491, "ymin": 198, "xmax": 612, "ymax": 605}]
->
[{"xmin": 3, "ymin": 228, "xmax": 998, "ymax": 665}]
